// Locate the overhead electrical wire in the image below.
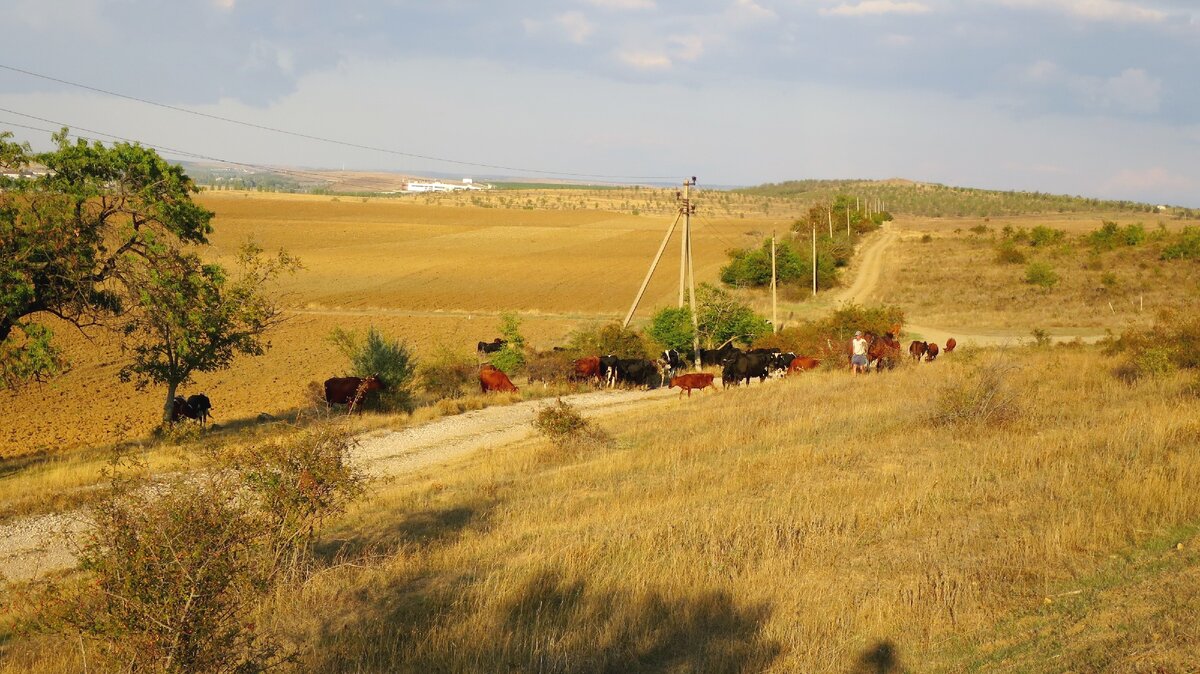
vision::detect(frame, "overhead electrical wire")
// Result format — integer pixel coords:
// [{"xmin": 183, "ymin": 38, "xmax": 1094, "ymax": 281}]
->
[{"xmin": 0, "ymin": 62, "xmax": 680, "ymax": 182}]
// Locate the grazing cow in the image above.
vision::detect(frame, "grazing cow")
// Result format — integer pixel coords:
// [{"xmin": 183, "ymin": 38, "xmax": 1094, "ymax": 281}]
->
[
  {"xmin": 479, "ymin": 364, "xmax": 519, "ymax": 393},
  {"xmin": 170, "ymin": 394, "xmax": 213, "ymax": 426},
  {"xmin": 573, "ymin": 356, "xmax": 601, "ymax": 383},
  {"xmin": 658, "ymin": 349, "xmax": 687, "ymax": 381},
  {"xmin": 909, "ymin": 341, "xmax": 928, "ymax": 362},
  {"xmin": 599, "ymin": 354, "xmax": 621, "ymax": 388},
  {"xmin": 700, "ymin": 343, "xmax": 742, "ymax": 367},
  {"xmin": 324, "ymin": 375, "xmax": 386, "ymax": 409},
  {"xmin": 787, "ymin": 356, "xmax": 821, "ymax": 375},
  {"xmin": 722, "ymin": 352, "xmax": 773, "ymax": 388},
  {"xmin": 925, "ymin": 343, "xmax": 940, "ymax": 362},
  {"xmin": 477, "ymin": 338, "xmax": 506, "ymax": 354},
  {"xmin": 669, "ymin": 372, "xmax": 715, "ymax": 397},
  {"xmin": 944, "ymin": 338, "xmax": 957, "ymax": 353},
  {"xmin": 615, "ymin": 358, "xmax": 664, "ymax": 389}
]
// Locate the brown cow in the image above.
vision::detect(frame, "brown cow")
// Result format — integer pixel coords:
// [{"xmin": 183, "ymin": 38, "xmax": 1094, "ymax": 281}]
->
[
  {"xmin": 479, "ymin": 364, "xmax": 519, "ymax": 393},
  {"xmin": 787, "ymin": 356, "xmax": 821, "ymax": 375},
  {"xmin": 925, "ymin": 343, "xmax": 940, "ymax": 362},
  {"xmin": 669, "ymin": 372, "xmax": 715, "ymax": 397},
  {"xmin": 909, "ymin": 341, "xmax": 928, "ymax": 362},
  {"xmin": 572, "ymin": 356, "xmax": 601, "ymax": 382},
  {"xmin": 867, "ymin": 332, "xmax": 902, "ymax": 371},
  {"xmin": 324, "ymin": 375, "xmax": 385, "ymax": 410},
  {"xmin": 944, "ymin": 337, "xmax": 957, "ymax": 353}
]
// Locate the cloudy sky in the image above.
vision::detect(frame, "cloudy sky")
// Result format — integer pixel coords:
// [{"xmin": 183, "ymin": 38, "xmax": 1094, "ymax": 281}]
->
[{"xmin": 1, "ymin": 0, "xmax": 1198, "ymax": 204}]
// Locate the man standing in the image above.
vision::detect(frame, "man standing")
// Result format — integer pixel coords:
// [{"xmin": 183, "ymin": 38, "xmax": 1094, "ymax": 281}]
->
[{"xmin": 851, "ymin": 330, "xmax": 869, "ymax": 375}]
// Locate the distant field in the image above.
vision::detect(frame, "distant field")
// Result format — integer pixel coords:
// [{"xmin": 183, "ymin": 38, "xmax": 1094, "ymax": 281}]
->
[
  {"xmin": 1, "ymin": 191, "xmax": 786, "ymax": 457},
  {"xmin": 876, "ymin": 214, "xmax": 1200, "ymax": 332}
]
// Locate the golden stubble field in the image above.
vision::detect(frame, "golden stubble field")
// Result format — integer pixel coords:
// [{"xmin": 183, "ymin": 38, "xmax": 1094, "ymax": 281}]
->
[
  {"xmin": 877, "ymin": 213, "xmax": 1200, "ymax": 334},
  {"xmin": 1, "ymin": 190, "xmax": 792, "ymax": 456}
]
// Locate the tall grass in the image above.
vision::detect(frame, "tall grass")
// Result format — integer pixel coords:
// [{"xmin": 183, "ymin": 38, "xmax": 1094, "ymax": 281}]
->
[{"xmin": 5, "ymin": 347, "xmax": 1199, "ymax": 672}]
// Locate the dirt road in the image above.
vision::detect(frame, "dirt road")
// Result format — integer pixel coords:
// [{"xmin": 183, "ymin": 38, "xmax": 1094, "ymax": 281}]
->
[{"xmin": 0, "ymin": 386, "xmax": 683, "ymax": 583}]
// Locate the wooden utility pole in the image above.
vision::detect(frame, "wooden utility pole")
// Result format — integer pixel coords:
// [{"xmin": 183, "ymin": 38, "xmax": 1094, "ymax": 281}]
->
[
  {"xmin": 771, "ymin": 230, "xmax": 778, "ymax": 333},
  {"xmin": 622, "ymin": 213, "xmax": 682, "ymax": 328},
  {"xmin": 826, "ymin": 207, "xmax": 832, "ymax": 238},
  {"xmin": 678, "ymin": 189, "xmax": 688, "ymax": 308},
  {"xmin": 811, "ymin": 223, "xmax": 817, "ymax": 296},
  {"xmin": 683, "ymin": 177, "xmax": 701, "ymax": 370}
]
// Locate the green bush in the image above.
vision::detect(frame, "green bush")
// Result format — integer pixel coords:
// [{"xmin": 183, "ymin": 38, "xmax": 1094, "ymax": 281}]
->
[
  {"xmin": 645, "ymin": 306, "xmax": 695, "ymax": 354},
  {"xmin": 1161, "ymin": 226, "xmax": 1200, "ymax": 261},
  {"xmin": 1024, "ymin": 261, "xmax": 1059, "ymax": 288},
  {"xmin": 329, "ymin": 326, "xmax": 417, "ymax": 412},
  {"xmin": 695, "ymin": 283, "xmax": 771, "ymax": 348},
  {"xmin": 525, "ymin": 350, "xmax": 575, "ymax": 384},
  {"xmin": 1105, "ymin": 309, "xmax": 1200, "ymax": 381},
  {"xmin": 1028, "ymin": 225, "xmax": 1065, "ymax": 247},
  {"xmin": 1088, "ymin": 221, "xmax": 1146, "ymax": 250},
  {"xmin": 490, "ymin": 312, "xmax": 527, "ymax": 375},
  {"xmin": 720, "ymin": 238, "xmax": 837, "ymax": 289}
]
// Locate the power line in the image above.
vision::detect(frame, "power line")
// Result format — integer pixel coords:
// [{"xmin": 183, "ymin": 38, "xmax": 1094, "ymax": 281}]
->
[
  {"xmin": 0, "ymin": 108, "xmax": 420, "ymax": 193},
  {"xmin": 0, "ymin": 62, "xmax": 679, "ymax": 182}
]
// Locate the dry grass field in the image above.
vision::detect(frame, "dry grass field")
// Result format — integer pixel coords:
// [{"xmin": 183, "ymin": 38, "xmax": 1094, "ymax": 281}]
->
[
  {"xmin": 5, "ymin": 347, "xmax": 1199, "ymax": 672},
  {"xmin": 876, "ymin": 214, "xmax": 1200, "ymax": 334},
  {"xmin": 0, "ymin": 190, "xmax": 788, "ymax": 458}
]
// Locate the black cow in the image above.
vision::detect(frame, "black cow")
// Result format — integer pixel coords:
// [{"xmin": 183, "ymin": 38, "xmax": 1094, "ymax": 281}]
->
[
  {"xmin": 700, "ymin": 344, "xmax": 742, "ymax": 367},
  {"xmin": 658, "ymin": 349, "xmax": 686, "ymax": 381},
  {"xmin": 477, "ymin": 338, "xmax": 506, "ymax": 354},
  {"xmin": 599, "ymin": 354, "xmax": 621, "ymax": 388},
  {"xmin": 171, "ymin": 393, "xmax": 213, "ymax": 427},
  {"xmin": 721, "ymin": 352, "xmax": 773, "ymax": 388},
  {"xmin": 615, "ymin": 358, "xmax": 664, "ymax": 389}
]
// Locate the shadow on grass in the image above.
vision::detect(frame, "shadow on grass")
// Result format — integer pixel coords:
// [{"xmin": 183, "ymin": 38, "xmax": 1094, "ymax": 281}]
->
[
  {"xmin": 849, "ymin": 640, "xmax": 903, "ymax": 674},
  {"xmin": 315, "ymin": 503, "xmax": 485, "ymax": 563},
  {"xmin": 305, "ymin": 567, "xmax": 780, "ymax": 673}
]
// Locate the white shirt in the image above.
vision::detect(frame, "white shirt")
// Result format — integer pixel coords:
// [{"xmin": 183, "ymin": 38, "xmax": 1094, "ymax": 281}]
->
[{"xmin": 852, "ymin": 337, "xmax": 869, "ymax": 356}]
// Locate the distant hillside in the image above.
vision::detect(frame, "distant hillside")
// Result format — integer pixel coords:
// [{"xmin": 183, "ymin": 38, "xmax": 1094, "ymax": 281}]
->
[{"xmin": 737, "ymin": 179, "xmax": 1198, "ymax": 218}]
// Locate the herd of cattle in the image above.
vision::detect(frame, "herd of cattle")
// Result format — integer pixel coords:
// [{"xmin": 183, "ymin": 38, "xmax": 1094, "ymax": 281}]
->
[{"xmin": 168, "ymin": 332, "xmax": 958, "ymax": 425}]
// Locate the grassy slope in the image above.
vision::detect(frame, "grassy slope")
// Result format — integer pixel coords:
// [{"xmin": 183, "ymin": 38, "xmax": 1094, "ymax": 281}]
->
[{"xmin": 215, "ymin": 349, "xmax": 1200, "ymax": 670}]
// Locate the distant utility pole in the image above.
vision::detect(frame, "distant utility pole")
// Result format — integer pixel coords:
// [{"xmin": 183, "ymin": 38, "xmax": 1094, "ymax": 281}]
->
[
  {"xmin": 811, "ymin": 222, "xmax": 817, "ymax": 296},
  {"xmin": 771, "ymin": 230, "xmax": 778, "ymax": 333},
  {"xmin": 827, "ymin": 207, "xmax": 832, "ymax": 238},
  {"xmin": 683, "ymin": 178, "xmax": 701, "ymax": 370}
]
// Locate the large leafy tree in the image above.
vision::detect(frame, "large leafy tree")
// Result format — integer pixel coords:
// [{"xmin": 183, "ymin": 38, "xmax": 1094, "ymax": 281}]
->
[
  {"xmin": 119, "ymin": 243, "xmax": 300, "ymax": 424},
  {"xmin": 0, "ymin": 130, "xmax": 212, "ymax": 386}
]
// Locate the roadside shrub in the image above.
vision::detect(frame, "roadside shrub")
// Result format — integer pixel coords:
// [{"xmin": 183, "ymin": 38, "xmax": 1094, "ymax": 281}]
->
[
  {"xmin": 932, "ymin": 357, "xmax": 1022, "ymax": 428},
  {"xmin": 329, "ymin": 326, "xmax": 417, "ymax": 412},
  {"xmin": 532, "ymin": 398, "xmax": 611, "ymax": 451},
  {"xmin": 1030, "ymin": 328, "xmax": 1052, "ymax": 348},
  {"xmin": 1024, "ymin": 261, "xmax": 1059, "ymax": 288},
  {"xmin": 421, "ymin": 348, "xmax": 477, "ymax": 399},
  {"xmin": 525, "ymin": 349, "xmax": 575, "ymax": 385},
  {"xmin": 646, "ymin": 306, "xmax": 696, "ymax": 354},
  {"xmin": 33, "ymin": 470, "xmax": 283, "ymax": 673},
  {"xmin": 994, "ymin": 242, "xmax": 1026, "ymax": 265},
  {"xmin": 566, "ymin": 322, "xmax": 649, "ymax": 359},
  {"xmin": 490, "ymin": 312, "xmax": 527, "ymax": 375},
  {"xmin": 695, "ymin": 283, "xmax": 772, "ymax": 347}
]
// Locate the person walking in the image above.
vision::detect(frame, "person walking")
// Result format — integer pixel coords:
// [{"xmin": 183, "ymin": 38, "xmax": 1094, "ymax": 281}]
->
[{"xmin": 850, "ymin": 330, "xmax": 869, "ymax": 375}]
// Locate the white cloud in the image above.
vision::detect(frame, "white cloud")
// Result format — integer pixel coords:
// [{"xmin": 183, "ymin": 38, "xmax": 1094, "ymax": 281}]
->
[
  {"xmin": 213, "ymin": 0, "xmax": 235, "ymax": 9},
  {"xmin": 732, "ymin": 0, "xmax": 777, "ymax": 21},
  {"xmin": 617, "ymin": 50, "xmax": 673, "ymax": 70},
  {"xmin": 669, "ymin": 35, "xmax": 705, "ymax": 61},
  {"xmin": 1072, "ymin": 68, "xmax": 1162, "ymax": 114},
  {"xmin": 883, "ymin": 33, "xmax": 915, "ymax": 46},
  {"xmin": 994, "ymin": 0, "xmax": 1166, "ymax": 23},
  {"xmin": 1017, "ymin": 61, "xmax": 1162, "ymax": 114},
  {"xmin": 586, "ymin": 0, "xmax": 656, "ymax": 9},
  {"xmin": 1103, "ymin": 167, "xmax": 1194, "ymax": 193},
  {"xmin": 555, "ymin": 12, "xmax": 594, "ymax": 44},
  {"xmin": 820, "ymin": 1, "xmax": 932, "ymax": 17}
]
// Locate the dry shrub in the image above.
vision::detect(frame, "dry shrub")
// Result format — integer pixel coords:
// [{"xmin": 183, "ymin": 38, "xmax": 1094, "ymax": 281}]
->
[
  {"xmin": 532, "ymin": 398, "xmax": 612, "ymax": 453},
  {"xmin": 525, "ymin": 350, "xmax": 575, "ymax": 385},
  {"xmin": 931, "ymin": 356, "xmax": 1023, "ymax": 428},
  {"xmin": 420, "ymin": 349, "xmax": 477, "ymax": 400},
  {"xmin": 1106, "ymin": 308, "xmax": 1200, "ymax": 382},
  {"xmin": 26, "ymin": 424, "xmax": 366, "ymax": 672}
]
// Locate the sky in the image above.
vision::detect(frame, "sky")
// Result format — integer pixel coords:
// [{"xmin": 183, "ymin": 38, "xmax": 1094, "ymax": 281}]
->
[{"xmin": 1, "ymin": 0, "xmax": 1198, "ymax": 204}]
